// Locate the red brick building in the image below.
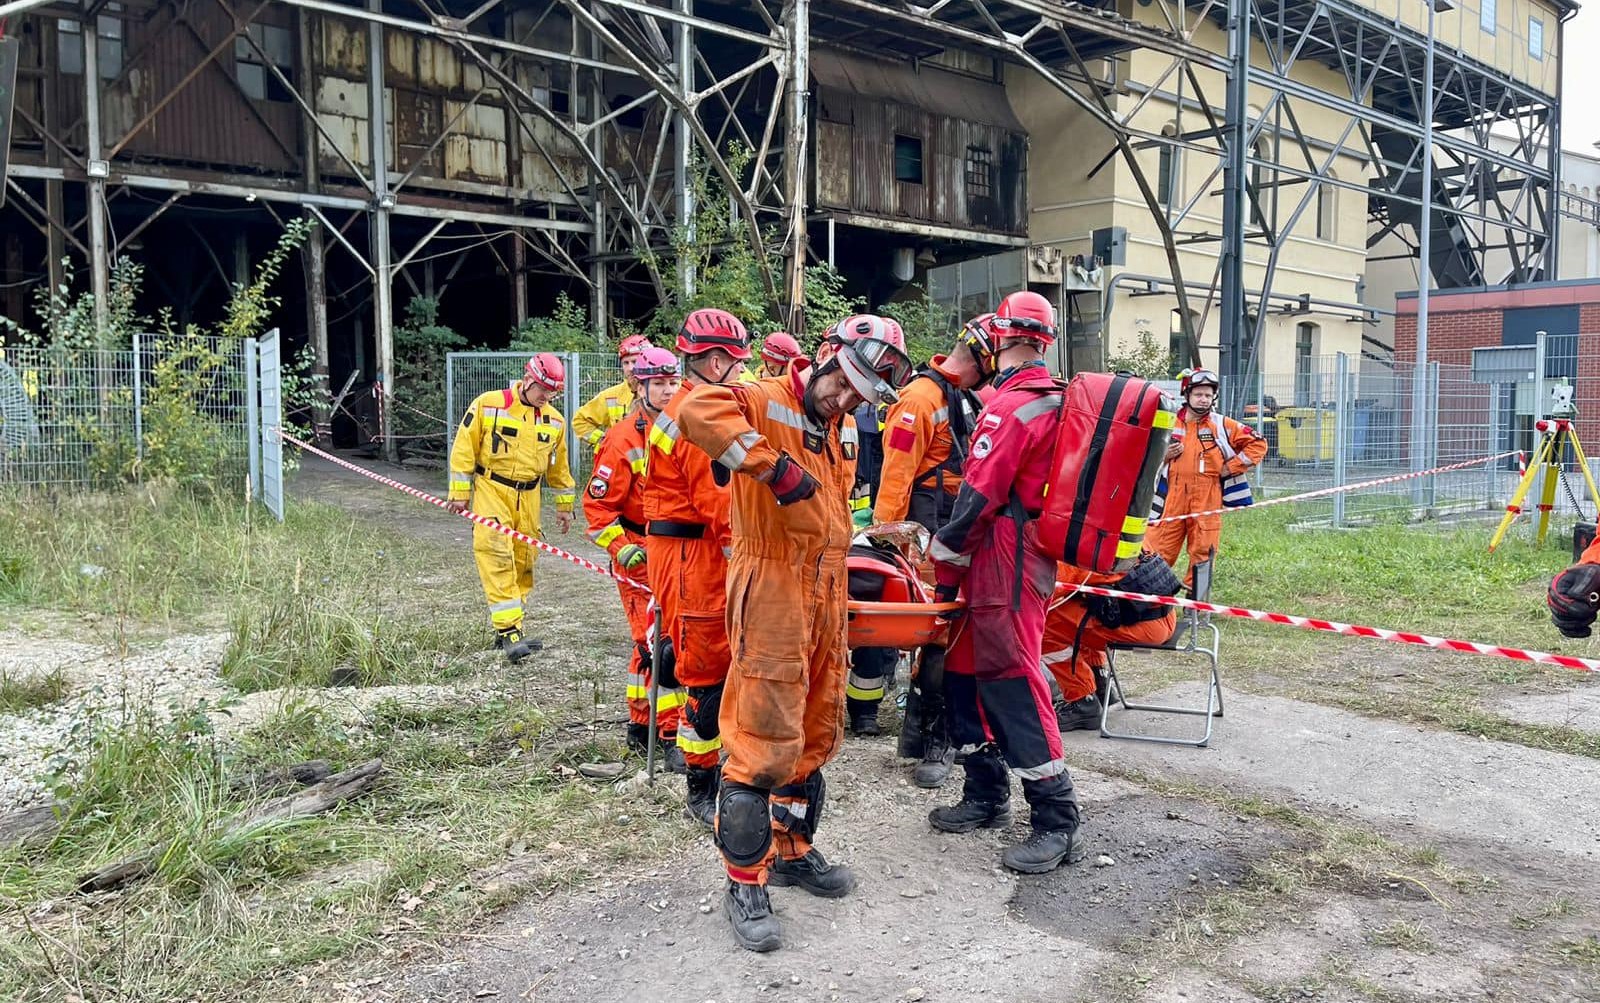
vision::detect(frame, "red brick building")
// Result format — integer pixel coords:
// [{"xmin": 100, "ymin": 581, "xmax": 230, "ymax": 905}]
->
[{"xmin": 1395, "ymin": 280, "xmax": 1600, "ymax": 455}]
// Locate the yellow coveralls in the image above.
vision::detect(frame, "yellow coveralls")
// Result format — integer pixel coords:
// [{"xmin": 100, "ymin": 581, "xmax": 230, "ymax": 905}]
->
[
  {"xmin": 448, "ymin": 386, "xmax": 576, "ymax": 631},
  {"xmin": 573, "ymin": 380, "xmax": 635, "ymax": 447}
]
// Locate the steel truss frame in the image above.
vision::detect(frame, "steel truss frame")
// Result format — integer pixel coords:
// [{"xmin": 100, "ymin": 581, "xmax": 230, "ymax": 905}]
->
[{"xmin": 0, "ymin": 0, "xmax": 1567, "ymax": 448}]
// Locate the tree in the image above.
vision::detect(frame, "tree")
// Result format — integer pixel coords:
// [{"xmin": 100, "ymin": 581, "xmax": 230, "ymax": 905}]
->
[{"xmin": 1105, "ymin": 325, "xmax": 1176, "ymax": 380}]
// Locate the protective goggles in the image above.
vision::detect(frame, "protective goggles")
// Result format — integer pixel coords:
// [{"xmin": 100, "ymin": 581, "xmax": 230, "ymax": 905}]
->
[
  {"xmin": 837, "ymin": 337, "xmax": 913, "ymax": 406},
  {"xmin": 990, "ymin": 314, "xmax": 1058, "ymax": 338}
]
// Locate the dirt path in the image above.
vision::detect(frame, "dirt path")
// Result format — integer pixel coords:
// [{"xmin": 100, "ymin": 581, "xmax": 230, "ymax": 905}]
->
[{"xmin": 292, "ymin": 454, "xmax": 1600, "ymax": 1003}]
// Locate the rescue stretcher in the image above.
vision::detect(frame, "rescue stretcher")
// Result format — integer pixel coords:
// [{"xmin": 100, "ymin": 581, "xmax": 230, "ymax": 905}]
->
[{"xmin": 846, "ymin": 522, "xmax": 961, "ymax": 650}]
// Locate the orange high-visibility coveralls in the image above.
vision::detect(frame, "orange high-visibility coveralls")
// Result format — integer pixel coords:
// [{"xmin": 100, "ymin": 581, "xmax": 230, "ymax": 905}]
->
[
  {"xmin": 573, "ymin": 380, "xmax": 635, "ymax": 447},
  {"xmin": 873, "ymin": 356, "xmax": 972, "ymax": 527},
  {"xmin": 677, "ymin": 365, "xmax": 859, "ymax": 884},
  {"xmin": 1145, "ymin": 410, "xmax": 1267, "ymax": 586},
  {"xmin": 1042, "ymin": 563, "xmax": 1177, "ymax": 703},
  {"xmin": 448, "ymin": 386, "xmax": 576, "ymax": 631},
  {"xmin": 585, "ymin": 408, "xmax": 686, "ymax": 739},
  {"xmin": 644, "ymin": 379, "xmax": 733, "ymax": 770},
  {"xmin": 1583, "ymin": 536, "xmax": 1600, "ymax": 565}
]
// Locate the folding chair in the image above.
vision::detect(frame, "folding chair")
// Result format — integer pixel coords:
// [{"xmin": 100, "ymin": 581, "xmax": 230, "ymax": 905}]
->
[{"xmin": 1099, "ymin": 556, "xmax": 1223, "ymax": 748}]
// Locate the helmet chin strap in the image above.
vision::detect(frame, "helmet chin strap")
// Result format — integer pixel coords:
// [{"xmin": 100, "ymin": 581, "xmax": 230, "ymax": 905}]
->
[
  {"xmin": 685, "ymin": 357, "xmax": 729, "ymax": 386},
  {"xmin": 802, "ymin": 358, "xmax": 840, "ymax": 426}
]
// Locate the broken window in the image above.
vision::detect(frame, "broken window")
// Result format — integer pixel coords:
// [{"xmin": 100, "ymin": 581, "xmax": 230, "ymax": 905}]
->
[
  {"xmin": 895, "ymin": 135, "xmax": 924, "ymax": 185},
  {"xmin": 966, "ymin": 146, "xmax": 992, "ymax": 199},
  {"xmin": 236, "ymin": 23, "xmax": 294, "ymax": 103}
]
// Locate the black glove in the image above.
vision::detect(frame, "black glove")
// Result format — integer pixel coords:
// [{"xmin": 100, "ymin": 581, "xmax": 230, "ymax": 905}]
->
[
  {"xmin": 767, "ymin": 452, "xmax": 819, "ymax": 506},
  {"xmin": 1549, "ymin": 563, "xmax": 1600, "ymax": 639},
  {"xmin": 712, "ymin": 463, "xmax": 731, "ymax": 487},
  {"xmin": 933, "ymin": 583, "xmax": 965, "ymax": 622}
]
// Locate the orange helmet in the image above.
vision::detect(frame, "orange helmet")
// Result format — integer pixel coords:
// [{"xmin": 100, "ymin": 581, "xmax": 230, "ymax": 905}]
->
[
  {"xmin": 760, "ymin": 332, "xmax": 805, "ymax": 367},
  {"xmin": 991, "ymin": 290, "xmax": 1057, "ymax": 345},
  {"xmin": 677, "ymin": 308, "xmax": 751, "ymax": 359},
  {"xmin": 523, "ymin": 352, "xmax": 565, "ymax": 391}
]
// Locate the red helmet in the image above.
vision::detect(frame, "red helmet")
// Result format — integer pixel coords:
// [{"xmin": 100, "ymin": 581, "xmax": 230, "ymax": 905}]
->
[
  {"xmin": 617, "ymin": 334, "xmax": 652, "ymax": 360},
  {"xmin": 760, "ymin": 332, "xmax": 805, "ymax": 367},
  {"xmin": 992, "ymin": 291, "xmax": 1058, "ymax": 345},
  {"xmin": 524, "ymin": 352, "xmax": 565, "ymax": 391},
  {"xmin": 632, "ymin": 346, "xmax": 681, "ymax": 382},
  {"xmin": 677, "ymin": 308, "xmax": 751, "ymax": 359},
  {"xmin": 833, "ymin": 314, "xmax": 913, "ymax": 406},
  {"xmin": 1179, "ymin": 368, "xmax": 1220, "ymax": 396}
]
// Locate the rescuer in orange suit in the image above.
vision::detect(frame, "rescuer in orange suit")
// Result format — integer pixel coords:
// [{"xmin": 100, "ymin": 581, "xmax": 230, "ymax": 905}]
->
[
  {"xmin": 678, "ymin": 313, "xmax": 910, "ymax": 953},
  {"xmin": 1145, "ymin": 368, "xmax": 1267, "ymax": 589},
  {"xmin": 1549, "ymin": 534, "xmax": 1600, "ymax": 637},
  {"xmin": 585, "ymin": 347, "xmax": 688, "ymax": 770},
  {"xmin": 644, "ymin": 308, "xmax": 751, "ymax": 828},
  {"xmin": 1041, "ymin": 554, "xmax": 1181, "ymax": 731}
]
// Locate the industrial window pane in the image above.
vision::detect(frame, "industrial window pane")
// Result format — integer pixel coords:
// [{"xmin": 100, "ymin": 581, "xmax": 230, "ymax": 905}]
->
[
  {"xmin": 1480, "ymin": 0, "xmax": 1496, "ymax": 34},
  {"xmin": 1157, "ymin": 146, "xmax": 1175, "ymax": 208},
  {"xmin": 1316, "ymin": 185, "xmax": 1335, "ymax": 240},
  {"xmin": 262, "ymin": 24, "xmax": 293, "ymax": 67},
  {"xmin": 966, "ymin": 146, "xmax": 992, "ymax": 198},
  {"xmin": 58, "ymin": 23, "xmax": 84, "ymax": 75},
  {"xmin": 99, "ymin": 36, "xmax": 122, "ymax": 78},
  {"xmin": 1529, "ymin": 18, "xmax": 1543, "ymax": 59},
  {"xmin": 1295, "ymin": 322, "xmax": 1318, "ymax": 405},
  {"xmin": 894, "ymin": 135, "xmax": 924, "ymax": 184},
  {"xmin": 237, "ymin": 61, "xmax": 267, "ymax": 102}
]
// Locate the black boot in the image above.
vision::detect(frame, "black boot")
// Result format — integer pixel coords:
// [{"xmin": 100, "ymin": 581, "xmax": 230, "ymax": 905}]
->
[
  {"xmin": 767, "ymin": 848, "xmax": 855, "ymax": 898},
  {"xmin": 662, "ymin": 741, "xmax": 687, "ymax": 775},
  {"xmin": 928, "ymin": 797, "xmax": 1012, "ymax": 833},
  {"xmin": 723, "ymin": 881, "xmax": 783, "ymax": 952},
  {"xmin": 626, "ymin": 722, "xmax": 649, "ymax": 754},
  {"xmin": 912, "ymin": 728, "xmax": 954, "ymax": 789},
  {"xmin": 849, "ymin": 709, "xmax": 881, "ymax": 737},
  {"xmin": 684, "ymin": 765, "xmax": 719, "ymax": 829},
  {"xmin": 495, "ymin": 627, "xmax": 538, "ymax": 664},
  {"xmin": 1054, "ymin": 695, "xmax": 1103, "ymax": 733},
  {"xmin": 897, "ymin": 686, "xmax": 927, "ymax": 759},
  {"xmin": 1001, "ymin": 828, "xmax": 1087, "ymax": 874}
]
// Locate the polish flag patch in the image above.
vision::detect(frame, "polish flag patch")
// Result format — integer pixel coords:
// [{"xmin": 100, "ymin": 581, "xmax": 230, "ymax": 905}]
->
[{"xmin": 981, "ymin": 413, "xmax": 1003, "ymax": 429}]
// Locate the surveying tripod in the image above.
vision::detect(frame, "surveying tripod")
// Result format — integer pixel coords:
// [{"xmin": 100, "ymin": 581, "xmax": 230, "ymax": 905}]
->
[{"xmin": 1490, "ymin": 386, "xmax": 1600, "ymax": 552}]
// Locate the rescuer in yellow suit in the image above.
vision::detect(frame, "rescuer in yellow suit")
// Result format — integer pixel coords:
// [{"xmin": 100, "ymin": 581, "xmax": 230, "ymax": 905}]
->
[
  {"xmin": 448, "ymin": 353, "xmax": 577, "ymax": 662},
  {"xmin": 573, "ymin": 334, "xmax": 652, "ymax": 447}
]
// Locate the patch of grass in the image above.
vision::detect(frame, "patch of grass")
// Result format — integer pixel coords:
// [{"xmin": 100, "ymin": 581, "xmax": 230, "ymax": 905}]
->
[
  {"xmin": 0, "ymin": 670, "xmax": 68, "ymax": 713},
  {"xmin": 1511, "ymin": 895, "xmax": 1577, "ymax": 931},
  {"xmin": 1366, "ymin": 919, "xmax": 1435, "ymax": 952},
  {"xmin": 0, "ymin": 690, "xmax": 692, "ymax": 1003},
  {"xmin": 1555, "ymin": 935, "xmax": 1600, "ymax": 969}
]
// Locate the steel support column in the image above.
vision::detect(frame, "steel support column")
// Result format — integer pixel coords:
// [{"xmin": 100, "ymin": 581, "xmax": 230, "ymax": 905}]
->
[
  {"xmin": 1218, "ymin": 0, "xmax": 1250, "ymax": 392},
  {"xmin": 783, "ymin": 0, "xmax": 808, "ymax": 332},
  {"xmin": 83, "ymin": 20, "xmax": 110, "ymax": 339},
  {"xmin": 674, "ymin": 0, "xmax": 696, "ymax": 299},
  {"xmin": 368, "ymin": 0, "xmax": 396, "ymax": 461}
]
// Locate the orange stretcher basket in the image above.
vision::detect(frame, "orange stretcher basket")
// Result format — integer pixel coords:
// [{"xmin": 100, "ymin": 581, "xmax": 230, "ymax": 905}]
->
[{"xmin": 845, "ymin": 522, "xmax": 959, "ymax": 650}]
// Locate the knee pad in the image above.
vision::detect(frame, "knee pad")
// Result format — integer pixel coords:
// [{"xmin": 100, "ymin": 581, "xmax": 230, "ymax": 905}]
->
[
  {"xmin": 690, "ymin": 683, "xmax": 723, "ymax": 737},
  {"xmin": 772, "ymin": 770, "xmax": 826, "ymax": 842},
  {"xmin": 656, "ymin": 637, "xmax": 679, "ymax": 689},
  {"xmin": 715, "ymin": 781, "xmax": 772, "ymax": 867}
]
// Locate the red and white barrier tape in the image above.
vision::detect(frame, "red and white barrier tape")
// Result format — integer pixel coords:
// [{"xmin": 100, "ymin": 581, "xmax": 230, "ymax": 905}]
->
[
  {"xmin": 279, "ymin": 431, "xmax": 649, "ymax": 592},
  {"xmin": 1148, "ymin": 450, "xmax": 1519, "ymax": 526},
  {"xmin": 1068, "ymin": 582, "xmax": 1600, "ymax": 674}
]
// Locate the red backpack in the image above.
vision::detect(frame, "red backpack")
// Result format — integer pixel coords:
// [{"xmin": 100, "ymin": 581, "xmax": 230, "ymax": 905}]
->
[{"xmin": 1036, "ymin": 372, "xmax": 1176, "ymax": 574}]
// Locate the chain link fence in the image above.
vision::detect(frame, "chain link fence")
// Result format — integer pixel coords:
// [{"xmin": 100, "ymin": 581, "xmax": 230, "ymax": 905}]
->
[
  {"xmin": 0, "ymin": 336, "xmax": 254, "ymax": 490},
  {"xmin": 1223, "ymin": 352, "xmax": 1596, "ymax": 527},
  {"xmin": 445, "ymin": 351, "xmax": 622, "ymax": 490}
]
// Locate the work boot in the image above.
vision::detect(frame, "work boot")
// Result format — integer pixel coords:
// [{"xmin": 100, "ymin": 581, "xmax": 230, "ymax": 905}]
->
[
  {"xmin": 897, "ymin": 688, "xmax": 926, "ymax": 760},
  {"xmin": 662, "ymin": 741, "xmax": 688, "ymax": 775},
  {"xmin": 723, "ymin": 881, "xmax": 783, "ymax": 953},
  {"xmin": 684, "ymin": 765, "xmax": 719, "ymax": 829},
  {"xmin": 928, "ymin": 797, "xmax": 1012, "ymax": 833},
  {"xmin": 1054, "ymin": 695, "xmax": 1104, "ymax": 733},
  {"xmin": 912, "ymin": 729, "xmax": 954, "ymax": 789},
  {"xmin": 626, "ymin": 722, "xmax": 649, "ymax": 755},
  {"xmin": 496, "ymin": 627, "xmax": 537, "ymax": 664},
  {"xmin": 850, "ymin": 711, "xmax": 881, "ymax": 737},
  {"xmin": 1001, "ymin": 828, "xmax": 1087, "ymax": 875},
  {"xmin": 767, "ymin": 849, "xmax": 855, "ymax": 899}
]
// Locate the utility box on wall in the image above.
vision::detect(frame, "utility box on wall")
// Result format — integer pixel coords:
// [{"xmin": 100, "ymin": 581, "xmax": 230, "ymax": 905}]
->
[{"xmin": 1092, "ymin": 226, "xmax": 1126, "ymax": 267}]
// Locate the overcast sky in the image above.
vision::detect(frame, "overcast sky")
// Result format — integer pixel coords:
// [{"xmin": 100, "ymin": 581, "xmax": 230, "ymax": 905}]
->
[{"xmin": 1565, "ymin": 10, "xmax": 1600, "ymax": 150}]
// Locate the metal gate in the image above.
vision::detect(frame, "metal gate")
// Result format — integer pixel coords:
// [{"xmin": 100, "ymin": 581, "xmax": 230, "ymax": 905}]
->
[{"xmin": 248, "ymin": 328, "xmax": 285, "ymax": 521}]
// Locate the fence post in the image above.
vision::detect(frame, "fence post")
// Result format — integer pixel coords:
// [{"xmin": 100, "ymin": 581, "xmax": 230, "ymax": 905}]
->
[
  {"xmin": 563, "ymin": 351, "xmax": 581, "ymax": 472},
  {"xmin": 1426, "ymin": 360, "xmax": 1441, "ymax": 511},
  {"xmin": 1484, "ymin": 382, "xmax": 1500, "ymax": 510},
  {"xmin": 1254, "ymin": 370, "xmax": 1267, "ymax": 498},
  {"xmin": 246, "ymin": 337, "xmax": 261, "ymax": 503},
  {"xmin": 1333, "ymin": 353, "xmax": 1349, "ymax": 527},
  {"xmin": 444, "ymin": 351, "xmax": 457, "ymax": 486},
  {"xmin": 132, "ymin": 333, "xmax": 145, "ymax": 465}
]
